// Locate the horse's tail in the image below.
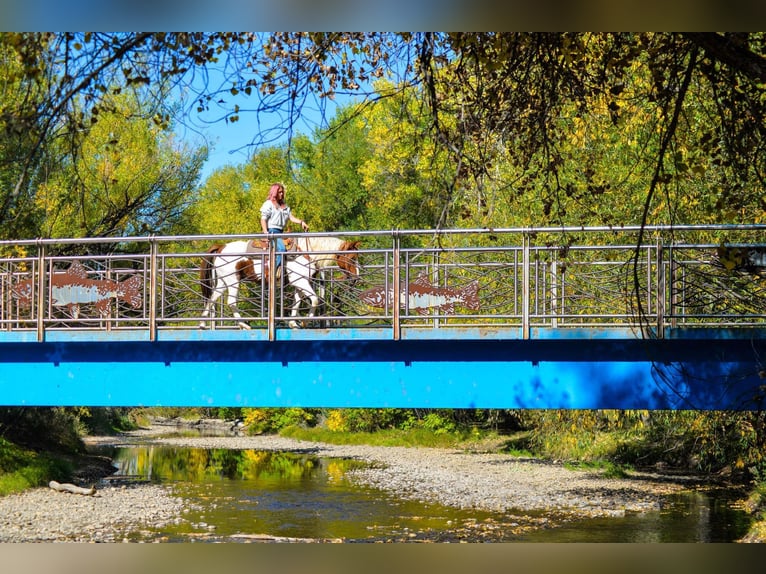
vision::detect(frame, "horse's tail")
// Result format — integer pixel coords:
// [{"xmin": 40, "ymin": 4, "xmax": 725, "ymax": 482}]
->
[{"xmin": 200, "ymin": 244, "xmax": 224, "ymax": 301}]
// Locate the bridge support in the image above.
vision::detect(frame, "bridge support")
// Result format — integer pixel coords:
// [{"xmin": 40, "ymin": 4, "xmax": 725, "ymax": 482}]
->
[{"xmin": 1, "ymin": 328, "xmax": 765, "ymax": 410}]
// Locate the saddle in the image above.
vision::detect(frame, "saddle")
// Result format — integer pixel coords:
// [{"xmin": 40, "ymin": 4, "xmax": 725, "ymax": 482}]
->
[
  {"xmin": 246, "ymin": 237, "xmax": 295, "ymax": 253},
  {"xmin": 246, "ymin": 239, "xmax": 269, "ymax": 253},
  {"xmin": 245, "ymin": 239, "xmax": 282, "ymax": 283}
]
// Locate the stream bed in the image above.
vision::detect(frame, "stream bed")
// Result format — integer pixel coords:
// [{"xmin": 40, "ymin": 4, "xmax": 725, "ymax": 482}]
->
[{"xmin": 96, "ymin": 443, "xmax": 752, "ymax": 543}]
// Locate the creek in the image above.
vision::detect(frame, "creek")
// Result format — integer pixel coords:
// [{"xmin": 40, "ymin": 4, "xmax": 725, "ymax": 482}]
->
[{"xmin": 92, "ymin": 442, "xmax": 752, "ymax": 543}]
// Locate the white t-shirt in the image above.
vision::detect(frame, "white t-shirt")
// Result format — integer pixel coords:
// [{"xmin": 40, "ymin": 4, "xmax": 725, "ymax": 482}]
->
[{"xmin": 260, "ymin": 200, "xmax": 291, "ymax": 230}]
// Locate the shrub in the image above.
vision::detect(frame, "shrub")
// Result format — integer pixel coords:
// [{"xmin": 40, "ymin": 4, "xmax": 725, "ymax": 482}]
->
[{"xmin": 243, "ymin": 408, "xmax": 317, "ymax": 434}]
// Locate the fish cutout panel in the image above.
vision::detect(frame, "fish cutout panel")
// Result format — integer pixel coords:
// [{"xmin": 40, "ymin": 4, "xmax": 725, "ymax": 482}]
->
[
  {"xmin": 12, "ymin": 260, "xmax": 143, "ymax": 317},
  {"xmin": 360, "ymin": 273, "xmax": 480, "ymax": 315}
]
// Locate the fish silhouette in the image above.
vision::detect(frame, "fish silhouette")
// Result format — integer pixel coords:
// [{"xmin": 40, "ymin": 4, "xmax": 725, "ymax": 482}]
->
[
  {"xmin": 12, "ymin": 260, "xmax": 143, "ymax": 317},
  {"xmin": 360, "ymin": 273, "xmax": 480, "ymax": 315}
]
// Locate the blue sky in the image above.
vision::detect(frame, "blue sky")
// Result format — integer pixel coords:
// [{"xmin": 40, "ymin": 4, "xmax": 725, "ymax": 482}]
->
[{"xmin": 176, "ymin": 65, "xmax": 360, "ymax": 183}]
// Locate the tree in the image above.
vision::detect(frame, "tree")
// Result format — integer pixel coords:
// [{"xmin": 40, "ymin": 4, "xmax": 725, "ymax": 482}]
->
[
  {"xmin": 6, "ymin": 32, "xmax": 764, "ymax": 227},
  {"xmin": 32, "ymin": 92, "xmax": 205, "ymax": 242},
  {"xmin": 289, "ymin": 110, "xmax": 373, "ymax": 232},
  {"xmin": 189, "ymin": 146, "xmax": 294, "ymax": 235}
]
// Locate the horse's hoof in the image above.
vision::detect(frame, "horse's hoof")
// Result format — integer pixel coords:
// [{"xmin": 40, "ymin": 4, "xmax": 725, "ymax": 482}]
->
[
  {"xmin": 237, "ymin": 322, "xmax": 252, "ymax": 330},
  {"xmin": 198, "ymin": 323, "xmax": 208, "ymax": 330},
  {"xmin": 288, "ymin": 321, "xmax": 300, "ymax": 329}
]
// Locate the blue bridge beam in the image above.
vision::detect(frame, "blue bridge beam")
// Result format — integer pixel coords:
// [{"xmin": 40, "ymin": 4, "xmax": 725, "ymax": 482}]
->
[{"xmin": 1, "ymin": 328, "xmax": 764, "ymax": 410}]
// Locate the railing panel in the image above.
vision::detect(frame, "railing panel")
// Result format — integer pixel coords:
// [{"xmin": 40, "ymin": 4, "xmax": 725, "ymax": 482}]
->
[{"xmin": 0, "ymin": 226, "xmax": 765, "ymax": 338}]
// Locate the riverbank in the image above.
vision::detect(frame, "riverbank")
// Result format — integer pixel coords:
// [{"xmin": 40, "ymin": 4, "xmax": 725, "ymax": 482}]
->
[{"xmin": 0, "ymin": 421, "xmax": 730, "ymax": 542}]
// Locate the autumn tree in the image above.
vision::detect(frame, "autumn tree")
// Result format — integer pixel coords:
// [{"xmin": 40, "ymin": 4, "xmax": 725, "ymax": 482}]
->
[
  {"xmin": 4, "ymin": 32, "xmax": 766, "ymax": 230},
  {"xmin": 189, "ymin": 146, "xmax": 294, "ymax": 235},
  {"xmin": 33, "ymin": 92, "xmax": 205, "ymax": 242}
]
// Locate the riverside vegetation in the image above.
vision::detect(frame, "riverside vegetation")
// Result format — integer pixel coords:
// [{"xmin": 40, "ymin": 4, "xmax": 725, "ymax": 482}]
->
[{"xmin": 1, "ymin": 406, "xmax": 765, "ymax": 541}]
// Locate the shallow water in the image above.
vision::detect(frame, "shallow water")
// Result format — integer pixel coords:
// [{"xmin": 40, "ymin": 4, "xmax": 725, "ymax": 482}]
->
[{"xmin": 98, "ymin": 444, "xmax": 752, "ymax": 543}]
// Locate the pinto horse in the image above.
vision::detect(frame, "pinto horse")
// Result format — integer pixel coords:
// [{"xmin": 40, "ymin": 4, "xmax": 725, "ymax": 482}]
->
[
  {"xmin": 291, "ymin": 236, "xmax": 362, "ymax": 324},
  {"xmin": 292, "ymin": 236, "xmax": 362, "ymax": 280},
  {"xmin": 199, "ymin": 240, "xmax": 319, "ymax": 329}
]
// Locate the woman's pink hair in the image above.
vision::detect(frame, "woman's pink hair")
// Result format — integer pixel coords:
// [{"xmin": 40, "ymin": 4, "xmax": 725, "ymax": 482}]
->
[{"xmin": 267, "ymin": 183, "xmax": 285, "ymax": 205}]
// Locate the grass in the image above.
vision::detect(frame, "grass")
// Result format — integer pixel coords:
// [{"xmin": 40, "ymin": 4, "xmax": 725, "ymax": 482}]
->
[
  {"xmin": 563, "ymin": 460, "xmax": 633, "ymax": 479},
  {"xmin": 280, "ymin": 425, "xmax": 498, "ymax": 449},
  {"xmin": 281, "ymin": 426, "xmax": 636, "ymax": 479},
  {"xmin": 498, "ymin": 431, "xmax": 535, "ymax": 457},
  {"xmin": 0, "ymin": 438, "xmax": 72, "ymax": 496}
]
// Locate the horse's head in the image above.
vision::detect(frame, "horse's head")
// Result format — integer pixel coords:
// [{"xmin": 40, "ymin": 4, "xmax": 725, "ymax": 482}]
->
[{"xmin": 337, "ymin": 240, "xmax": 362, "ymax": 280}]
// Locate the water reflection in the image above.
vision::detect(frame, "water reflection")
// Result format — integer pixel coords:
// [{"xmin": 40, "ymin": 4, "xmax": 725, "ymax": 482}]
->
[
  {"xmin": 522, "ymin": 490, "xmax": 750, "ymax": 542},
  {"xmin": 100, "ymin": 445, "xmax": 751, "ymax": 543},
  {"xmin": 106, "ymin": 445, "xmax": 508, "ymax": 542}
]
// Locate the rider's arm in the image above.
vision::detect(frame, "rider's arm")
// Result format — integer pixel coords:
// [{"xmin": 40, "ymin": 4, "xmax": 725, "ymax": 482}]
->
[{"xmin": 289, "ymin": 213, "xmax": 309, "ymax": 231}]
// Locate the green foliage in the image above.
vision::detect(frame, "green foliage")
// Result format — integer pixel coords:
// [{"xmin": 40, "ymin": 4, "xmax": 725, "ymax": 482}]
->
[
  {"xmin": 76, "ymin": 408, "xmax": 140, "ymax": 435},
  {"xmin": 516, "ymin": 409, "xmax": 766, "ymax": 479},
  {"xmin": 290, "ymin": 114, "xmax": 372, "ymax": 231},
  {"xmin": 0, "ymin": 408, "xmax": 86, "ymax": 454},
  {"xmin": 323, "ymin": 408, "xmax": 410, "ymax": 433},
  {"xmin": 281, "ymin": 425, "xmax": 469, "ymax": 449},
  {"xmin": 34, "ymin": 92, "xmax": 205, "ymax": 239},
  {"xmin": 0, "ymin": 437, "xmax": 73, "ymax": 496},
  {"xmin": 319, "ymin": 408, "xmax": 486, "ymax": 435},
  {"xmin": 633, "ymin": 411, "xmax": 766, "ymax": 476},
  {"xmin": 189, "ymin": 148, "xmax": 294, "ymax": 235},
  {"xmin": 5, "ymin": 32, "xmax": 766, "ymax": 238},
  {"xmin": 242, "ymin": 407, "xmax": 317, "ymax": 434},
  {"xmin": 563, "ymin": 460, "xmax": 632, "ymax": 479}
]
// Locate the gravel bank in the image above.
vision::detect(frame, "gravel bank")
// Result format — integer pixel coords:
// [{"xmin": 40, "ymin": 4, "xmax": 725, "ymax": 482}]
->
[{"xmin": 0, "ymin": 424, "xmax": 704, "ymax": 542}]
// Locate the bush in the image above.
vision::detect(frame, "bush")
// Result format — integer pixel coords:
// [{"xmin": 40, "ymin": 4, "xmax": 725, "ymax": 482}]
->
[
  {"xmin": 243, "ymin": 408, "xmax": 317, "ymax": 434},
  {"xmin": 0, "ymin": 437, "xmax": 72, "ymax": 496},
  {"xmin": 0, "ymin": 407, "xmax": 85, "ymax": 454}
]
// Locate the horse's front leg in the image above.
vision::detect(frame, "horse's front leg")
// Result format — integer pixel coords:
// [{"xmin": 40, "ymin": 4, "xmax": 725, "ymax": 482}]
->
[
  {"xmin": 306, "ymin": 292, "xmax": 320, "ymax": 323},
  {"xmin": 288, "ymin": 290, "xmax": 303, "ymax": 329}
]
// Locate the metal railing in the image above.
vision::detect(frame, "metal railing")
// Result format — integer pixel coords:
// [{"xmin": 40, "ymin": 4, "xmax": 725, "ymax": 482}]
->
[{"xmin": 2, "ymin": 225, "xmax": 766, "ymax": 341}]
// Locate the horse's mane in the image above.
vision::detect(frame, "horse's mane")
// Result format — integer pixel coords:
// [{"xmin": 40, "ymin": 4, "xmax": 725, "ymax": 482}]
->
[{"xmin": 339, "ymin": 240, "xmax": 361, "ymax": 251}]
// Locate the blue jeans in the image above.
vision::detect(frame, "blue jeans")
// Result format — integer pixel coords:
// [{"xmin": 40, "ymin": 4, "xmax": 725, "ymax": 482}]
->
[{"xmin": 268, "ymin": 228, "xmax": 285, "ymax": 268}]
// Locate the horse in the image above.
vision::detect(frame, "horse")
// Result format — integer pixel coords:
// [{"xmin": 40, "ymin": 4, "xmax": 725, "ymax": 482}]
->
[
  {"xmin": 199, "ymin": 240, "xmax": 319, "ymax": 330},
  {"xmin": 292, "ymin": 236, "xmax": 362, "ymax": 281},
  {"xmin": 291, "ymin": 236, "xmax": 362, "ymax": 325}
]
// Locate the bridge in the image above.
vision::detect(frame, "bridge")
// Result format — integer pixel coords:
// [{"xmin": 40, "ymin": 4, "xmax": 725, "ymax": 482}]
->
[{"xmin": 2, "ymin": 225, "xmax": 766, "ymax": 410}]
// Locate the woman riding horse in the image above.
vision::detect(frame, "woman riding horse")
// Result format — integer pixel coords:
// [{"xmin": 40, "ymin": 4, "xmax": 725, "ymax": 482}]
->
[{"xmin": 259, "ymin": 183, "xmax": 309, "ymax": 272}]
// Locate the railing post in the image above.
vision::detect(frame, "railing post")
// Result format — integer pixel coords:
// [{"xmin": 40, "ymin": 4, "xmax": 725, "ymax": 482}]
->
[
  {"xmin": 550, "ymin": 260, "xmax": 558, "ymax": 329},
  {"xmin": 36, "ymin": 241, "xmax": 46, "ymax": 342},
  {"xmin": 149, "ymin": 237, "xmax": 158, "ymax": 342},
  {"xmin": 668, "ymin": 243, "xmax": 677, "ymax": 329},
  {"xmin": 268, "ymin": 235, "xmax": 277, "ymax": 341},
  {"xmin": 392, "ymin": 230, "xmax": 401, "ymax": 341},
  {"xmin": 522, "ymin": 232, "xmax": 530, "ymax": 340},
  {"xmin": 655, "ymin": 238, "xmax": 665, "ymax": 339}
]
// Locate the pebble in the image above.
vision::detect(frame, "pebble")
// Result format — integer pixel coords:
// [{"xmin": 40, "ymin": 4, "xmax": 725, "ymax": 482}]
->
[
  {"xmin": 0, "ymin": 426, "xmax": 702, "ymax": 542},
  {"xmin": 0, "ymin": 481, "xmax": 187, "ymax": 542}
]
